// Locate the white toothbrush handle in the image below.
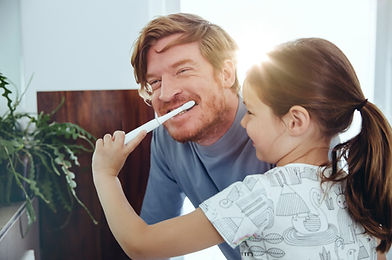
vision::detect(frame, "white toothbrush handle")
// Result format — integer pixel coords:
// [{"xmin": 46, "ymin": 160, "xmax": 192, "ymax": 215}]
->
[
  {"xmin": 124, "ymin": 118, "xmax": 160, "ymax": 144},
  {"xmin": 123, "ymin": 100, "xmax": 195, "ymax": 144}
]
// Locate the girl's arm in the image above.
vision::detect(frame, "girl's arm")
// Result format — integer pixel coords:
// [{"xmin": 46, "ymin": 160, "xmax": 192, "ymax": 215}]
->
[{"xmin": 92, "ymin": 131, "xmax": 223, "ymax": 259}]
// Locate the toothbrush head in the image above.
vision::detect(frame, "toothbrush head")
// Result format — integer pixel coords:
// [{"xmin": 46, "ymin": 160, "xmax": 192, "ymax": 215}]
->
[
  {"xmin": 181, "ymin": 100, "xmax": 196, "ymax": 111},
  {"xmin": 157, "ymin": 100, "xmax": 196, "ymax": 124}
]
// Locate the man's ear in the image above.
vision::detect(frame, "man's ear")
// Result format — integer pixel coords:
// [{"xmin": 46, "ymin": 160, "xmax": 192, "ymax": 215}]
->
[
  {"xmin": 220, "ymin": 59, "xmax": 236, "ymax": 88},
  {"xmin": 284, "ymin": 105, "xmax": 310, "ymax": 136}
]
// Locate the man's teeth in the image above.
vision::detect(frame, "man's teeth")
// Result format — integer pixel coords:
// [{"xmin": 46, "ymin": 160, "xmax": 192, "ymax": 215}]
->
[
  {"xmin": 175, "ymin": 110, "xmax": 187, "ymax": 117},
  {"xmin": 167, "ymin": 103, "xmax": 195, "ymax": 117}
]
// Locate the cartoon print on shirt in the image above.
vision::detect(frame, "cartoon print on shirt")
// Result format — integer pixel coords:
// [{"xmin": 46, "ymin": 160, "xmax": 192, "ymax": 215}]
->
[
  {"xmin": 243, "ymin": 175, "xmax": 259, "ymax": 190},
  {"xmin": 248, "ymin": 232, "xmax": 284, "ymax": 244},
  {"xmin": 267, "ymin": 167, "xmax": 302, "ymax": 187},
  {"xmin": 275, "ymin": 184, "xmax": 310, "ymax": 217},
  {"xmin": 281, "ymin": 187, "xmax": 339, "ymax": 246},
  {"xmin": 335, "ymin": 185, "xmax": 356, "ymax": 244},
  {"xmin": 219, "ymin": 185, "xmax": 241, "ymax": 208},
  {"xmin": 271, "ymin": 168, "xmax": 338, "ymax": 247},
  {"xmin": 300, "ymin": 166, "xmax": 320, "ymax": 182},
  {"xmin": 277, "ymin": 167, "xmax": 302, "ymax": 185},
  {"xmin": 291, "ymin": 188, "xmax": 329, "ymax": 234},
  {"xmin": 217, "ymin": 176, "xmax": 279, "ymax": 258},
  {"xmin": 235, "ymin": 191, "xmax": 274, "ymax": 230},
  {"xmin": 332, "ymin": 185, "xmax": 374, "ymax": 260},
  {"xmin": 200, "ymin": 165, "xmax": 376, "ymax": 259},
  {"xmin": 319, "ymin": 246, "xmax": 331, "ymax": 260},
  {"xmin": 213, "ymin": 216, "xmax": 245, "ymax": 243},
  {"xmin": 219, "ymin": 176, "xmax": 260, "ymax": 208},
  {"xmin": 241, "ymin": 240, "xmax": 286, "ymax": 259},
  {"xmin": 324, "ymin": 193, "xmax": 335, "ymax": 210},
  {"xmin": 357, "ymin": 239, "xmax": 370, "ymax": 259},
  {"xmin": 241, "ymin": 233, "xmax": 286, "ymax": 259}
]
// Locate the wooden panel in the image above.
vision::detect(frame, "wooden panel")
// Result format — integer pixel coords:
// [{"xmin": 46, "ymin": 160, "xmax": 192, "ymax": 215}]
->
[{"xmin": 37, "ymin": 90, "xmax": 154, "ymax": 260}]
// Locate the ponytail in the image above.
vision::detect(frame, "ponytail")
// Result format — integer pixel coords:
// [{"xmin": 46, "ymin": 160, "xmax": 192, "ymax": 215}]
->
[{"xmin": 329, "ymin": 101, "xmax": 392, "ymax": 252}]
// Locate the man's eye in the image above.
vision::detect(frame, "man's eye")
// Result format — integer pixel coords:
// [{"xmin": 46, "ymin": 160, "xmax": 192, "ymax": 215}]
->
[
  {"xmin": 148, "ymin": 80, "xmax": 161, "ymax": 90},
  {"xmin": 177, "ymin": 68, "xmax": 190, "ymax": 75}
]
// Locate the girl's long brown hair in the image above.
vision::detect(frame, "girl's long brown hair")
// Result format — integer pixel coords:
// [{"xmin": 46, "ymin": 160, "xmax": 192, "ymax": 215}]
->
[{"xmin": 246, "ymin": 38, "xmax": 392, "ymax": 252}]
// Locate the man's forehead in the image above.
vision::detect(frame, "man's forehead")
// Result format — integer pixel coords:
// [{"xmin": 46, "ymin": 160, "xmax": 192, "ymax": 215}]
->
[{"xmin": 151, "ymin": 33, "xmax": 184, "ymax": 53}]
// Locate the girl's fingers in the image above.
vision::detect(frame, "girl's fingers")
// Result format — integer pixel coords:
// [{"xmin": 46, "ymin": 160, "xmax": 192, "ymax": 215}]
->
[
  {"xmin": 103, "ymin": 133, "xmax": 112, "ymax": 143},
  {"xmin": 113, "ymin": 130, "xmax": 125, "ymax": 143},
  {"xmin": 95, "ymin": 138, "xmax": 104, "ymax": 149},
  {"xmin": 100, "ymin": 131, "xmax": 144, "ymax": 154}
]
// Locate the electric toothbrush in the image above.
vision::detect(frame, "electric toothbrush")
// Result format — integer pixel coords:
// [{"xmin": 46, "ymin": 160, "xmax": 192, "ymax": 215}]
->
[{"xmin": 124, "ymin": 100, "xmax": 195, "ymax": 144}]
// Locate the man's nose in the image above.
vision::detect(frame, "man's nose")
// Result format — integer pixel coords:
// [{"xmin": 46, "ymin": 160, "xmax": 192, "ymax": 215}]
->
[{"xmin": 159, "ymin": 75, "xmax": 182, "ymax": 102}]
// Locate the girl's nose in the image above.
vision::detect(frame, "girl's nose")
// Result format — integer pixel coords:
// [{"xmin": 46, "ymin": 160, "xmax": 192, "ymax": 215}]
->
[{"xmin": 240, "ymin": 115, "xmax": 248, "ymax": 128}]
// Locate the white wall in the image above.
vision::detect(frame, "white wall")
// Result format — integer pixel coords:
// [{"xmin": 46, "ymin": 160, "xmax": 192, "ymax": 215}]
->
[
  {"xmin": 0, "ymin": 0, "xmax": 22, "ymax": 115},
  {"xmin": 181, "ymin": 0, "xmax": 376, "ymax": 100},
  {"xmin": 13, "ymin": 0, "xmax": 179, "ymax": 114},
  {"xmin": 374, "ymin": 0, "xmax": 392, "ymax": 124},
  {"xmin": 20, "ymin": 0, "xmax": 144, "ymax": 113},
  {"xmin": 0, "ymin": 0, "xmax": 22, "ymax": 86}
]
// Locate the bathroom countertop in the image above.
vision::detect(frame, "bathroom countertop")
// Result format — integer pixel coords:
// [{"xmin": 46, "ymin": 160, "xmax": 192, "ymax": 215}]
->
[{"xmin": 0, "ymin": 201, "xmax": 25, "ymax": 241}]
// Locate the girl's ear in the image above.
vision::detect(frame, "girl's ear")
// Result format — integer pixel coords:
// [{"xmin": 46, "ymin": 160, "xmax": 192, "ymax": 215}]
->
[
  {"xmin": 221, "ymin": 59, "xmax": 236, "ymax": 88},
  {"xmin": 284, "ymin": 105, "xmax": 310, "ymax": 136}
]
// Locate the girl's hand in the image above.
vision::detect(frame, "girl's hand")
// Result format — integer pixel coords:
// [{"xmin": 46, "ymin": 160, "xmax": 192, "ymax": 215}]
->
[{"xmin": 92, "ymin": 130, "xmax": 146, "ymax": 179}]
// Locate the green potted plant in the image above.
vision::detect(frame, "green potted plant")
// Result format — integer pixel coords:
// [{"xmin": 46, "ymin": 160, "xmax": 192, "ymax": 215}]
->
[{"xmin": 0, "ymin": 72, "xmax": 97, "ymax": 225}]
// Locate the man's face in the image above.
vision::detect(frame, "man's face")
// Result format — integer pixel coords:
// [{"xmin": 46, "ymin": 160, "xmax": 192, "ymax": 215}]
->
[{"xmin": 146, "ymin": 34, "xmax": 236, "ymax": 144}]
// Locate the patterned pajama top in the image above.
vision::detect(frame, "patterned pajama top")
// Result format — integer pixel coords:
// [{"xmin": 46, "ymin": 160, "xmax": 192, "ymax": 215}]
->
[{"xmin": 200, "ymin": 163, "xmax": 377, "ymax": 260}]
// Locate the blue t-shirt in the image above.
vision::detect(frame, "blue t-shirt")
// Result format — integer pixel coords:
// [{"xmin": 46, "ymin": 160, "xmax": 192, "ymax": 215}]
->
[{"xmin": 140, "ymin": 100, "xmax": 271, "ymax": 260}]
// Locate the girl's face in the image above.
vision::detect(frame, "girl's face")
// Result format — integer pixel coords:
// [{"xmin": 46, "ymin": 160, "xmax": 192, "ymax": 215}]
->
[{"xmin": 240, "ymin": 82, "xmax": 288, "ymax": 164}]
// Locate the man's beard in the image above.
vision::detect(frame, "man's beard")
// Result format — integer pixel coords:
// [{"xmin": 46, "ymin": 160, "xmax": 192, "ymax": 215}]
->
[{"xmin": 166, "ymin": 99, "xmax": 228, "ymax": 144}]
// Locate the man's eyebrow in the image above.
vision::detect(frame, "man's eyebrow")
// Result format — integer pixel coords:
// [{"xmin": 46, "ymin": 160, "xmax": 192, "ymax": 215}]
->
[{"xmin": 146, "ymin": 73, "xmax": 157, "ymax": 80}]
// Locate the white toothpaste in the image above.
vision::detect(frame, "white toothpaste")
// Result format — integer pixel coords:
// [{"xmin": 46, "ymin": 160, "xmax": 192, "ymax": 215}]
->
[{"xmin": 124, "ymin": 100, "xmax": 195, "ymax": 144}]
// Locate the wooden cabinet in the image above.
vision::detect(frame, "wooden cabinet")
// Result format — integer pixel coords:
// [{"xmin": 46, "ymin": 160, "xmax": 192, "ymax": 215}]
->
[{"xmin": 36, "ymin": 90, "xmax": 153, "ymax": 259}]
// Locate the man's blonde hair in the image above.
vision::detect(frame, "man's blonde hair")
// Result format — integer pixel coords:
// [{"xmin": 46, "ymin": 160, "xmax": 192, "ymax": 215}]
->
[{"xmin": 131, "ymin": 13, "xmax": 239, "ymax": 103}]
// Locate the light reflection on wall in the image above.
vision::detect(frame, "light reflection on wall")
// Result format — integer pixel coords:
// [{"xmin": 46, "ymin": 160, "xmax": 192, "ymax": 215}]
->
[
  {"xmin": 181, "ymin": 0, "xmax": 376, "ymax": 100},
  {"xmin": 181, "ymin": 0, "xmax": 376, "ymax": 146}
]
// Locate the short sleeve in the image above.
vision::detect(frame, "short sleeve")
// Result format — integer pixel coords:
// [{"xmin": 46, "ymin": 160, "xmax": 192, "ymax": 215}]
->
[{"xmin": 199, "ymin": 174, "xmax": 274, "ymax": 248}]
